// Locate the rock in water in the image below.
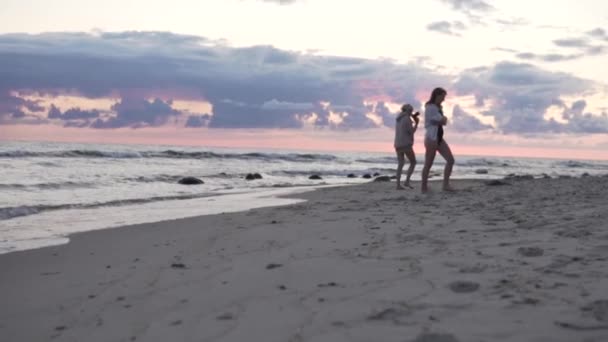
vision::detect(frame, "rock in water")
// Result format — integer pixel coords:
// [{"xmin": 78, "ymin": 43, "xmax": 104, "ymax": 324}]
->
[
  {"xmin": 245, "ymin": 173, "xmax": 263, "ymax": 180},
  {"xmin": 373, "ymin": 172, "xmax": 380, "ymax": 177},
  {"xmin": 374, "ymin": 176, "xmax": 391, "ymax": 182},
  {"xmin": 309, "ymin": 175, "xmax": 322, "ymax": 180},
  {"xmin": 475, "ymin": 169, "xmax": 489, "ymax": 174},
  {"xmin": 347, "ymin": 174, "xmax": 357, "ymax": 178},
  {"xmin": 362, "ymin": 174, "xmax": 372, "ymax": 179},
  {"xmin": 178, "ymin": 177, "xmax": 204, "ymax": 185}
]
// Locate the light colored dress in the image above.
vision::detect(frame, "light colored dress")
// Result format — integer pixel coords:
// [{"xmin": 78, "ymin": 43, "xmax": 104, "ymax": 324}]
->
[{"xmin": 394, "ymin": 112, "xmax": 414, "ymax": 150}]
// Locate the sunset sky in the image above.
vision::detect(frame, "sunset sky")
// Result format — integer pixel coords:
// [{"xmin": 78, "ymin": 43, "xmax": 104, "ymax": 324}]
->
[{"xmin": 1, "ymin": 0, "xmax": 607, "ymax": 159}]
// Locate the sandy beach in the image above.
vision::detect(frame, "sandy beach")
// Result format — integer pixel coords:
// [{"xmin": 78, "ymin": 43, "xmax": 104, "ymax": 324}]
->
[{"xmin": 1, "ymin": 176, "xmax": 608, "ymax": 342}]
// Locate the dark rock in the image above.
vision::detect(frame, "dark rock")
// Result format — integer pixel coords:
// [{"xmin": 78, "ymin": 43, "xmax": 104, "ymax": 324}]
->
[
  {"xmin": 245, "ymin": 173, "xmax": 263, "ymax": 180},
  {"xmin": 374, "ymin": 176, "xmax": 391, "ymax": 182},
  {"xmin": 55, "ymin": 326, "xmax": 67, "ymax": 332},
  {"xmin": 178, "ymin": 177, "xmax": 204, "ymax": 185},
  {"xmin": 266, "ymin": 263, "xmax": 283, "ymax": 270},
  {"xmin": 448, "ymin": 281, "xmax": 480, "ymax": 293},
  {"xmin": 171, "ymin": 263, "xmax": 187, "ymax": 269},
  {"xmin": 318, "ymin": 282, "xmax": 339, "ymax": 288},
  {"xmin": 582, "ymin": 172, "xmax": 590, "ymax": 178},
  {"xmin": 486, "ymin": 180, "xmax": 510, "ymax": 186},
  {"xmin": 373, "ymin": 172, "xmax": 380, "ymax": 177},
  {"xmin": 362, "ymin": 174, "xmax": 372, "ymax": 179},
  {"xmin": 518, "ymin": 247, "xmax": 544, "ymax": 257},
  {"xmin": 347, "ymin": 174, "xmax": 357, "ymax": 178},
  {"xmin": 309, "ymin": 175, "xmax": 322, "ymax": 180},
  {"xmin": 475, "ymin": 169, "xmax": 489, "ymax": 174},
  {"xmin": 558, "ymin": 175, "xmax": 572, "ymax": 179},
  {"xmin": 541, "ymin": 173, "xmax": 551, "ymax": 179}
]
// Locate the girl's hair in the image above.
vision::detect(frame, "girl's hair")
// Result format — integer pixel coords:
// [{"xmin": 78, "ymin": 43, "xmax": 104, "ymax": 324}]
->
[
  {"xmin": 401, "ymin": 104, "xmax": 413, "ymax": 112},
  {"xmin": 426, "ymin": 87, "xmax": 447, "ymax": 105}
]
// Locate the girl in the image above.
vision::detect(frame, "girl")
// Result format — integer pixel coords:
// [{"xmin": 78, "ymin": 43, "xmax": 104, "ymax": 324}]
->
[
  {"xmin": 421, "ymin": 87, "xmax": 455, "ymax": 193},
  {"xmin": 394, "ymin": 104, "xmax": 419, "ymax": 190}
]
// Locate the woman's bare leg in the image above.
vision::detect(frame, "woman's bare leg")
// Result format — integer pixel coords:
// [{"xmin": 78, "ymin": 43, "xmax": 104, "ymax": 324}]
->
[
  {"xmin": 404, "ymin": 147, "xmax": 417, "ymax": 188},
  {"xmin": 395, "ymin": 150, "xmax": 406, "ymax": 190},
  {"xmin": 421, "ymin": 139, "xmax": 438, "ymax": 193},
  {"xmin": 437, "ymin": 140, "xmax": 455, "ymax": 191}
]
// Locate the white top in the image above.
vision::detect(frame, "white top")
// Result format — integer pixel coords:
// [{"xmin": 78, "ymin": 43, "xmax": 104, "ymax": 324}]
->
[
  {"xmin": 424, "ymin": 103, "xmax": 443, "ymax": 141},
  {"xmin": 394, "ymin": 112, "xmax": 414, "ymax": 149}
]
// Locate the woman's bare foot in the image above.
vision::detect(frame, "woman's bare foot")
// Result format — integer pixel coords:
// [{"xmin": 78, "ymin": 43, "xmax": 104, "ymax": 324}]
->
[
  {"xmin": 443, "ymin": 185, "xmax": 456, "ymax": 192},
  {"xmin": 403, "ymin": 182, "xmax": 414, "ymax": 189}
]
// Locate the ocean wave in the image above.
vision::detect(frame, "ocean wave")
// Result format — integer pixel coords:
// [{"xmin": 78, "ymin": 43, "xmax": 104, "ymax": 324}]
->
[
  {"xmin": 460, "ymin": 158, "xmax": 511, "ymax": 167},
  {"xmin": 0, "ymin": 149, "xmax": 339, "ymax": 163},
  {"xmin": 0, "ymin": 193, "xmax": 220, "ymax": 221},
  {"xmin": 0, "ymin": 181, "xmax": 95, "ymax": 190},
  {"xmin": 554, "ymin": 160, "xmax": 608, "ymax": 169}
]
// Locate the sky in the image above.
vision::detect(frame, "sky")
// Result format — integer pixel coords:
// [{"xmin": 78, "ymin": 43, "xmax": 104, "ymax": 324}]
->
[{"xmin": 1, "ymin": 0, "xmax": 608, "ymax": 159}]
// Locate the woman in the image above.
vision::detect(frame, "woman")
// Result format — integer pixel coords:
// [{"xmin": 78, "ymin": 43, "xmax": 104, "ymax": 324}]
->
[
  {"xmin": 421, "ymin": 87, "xmax": 455, "ymax": 193},
  {"xmin": 394, "ymin": 104, "xmax": 419, "ymax": 190}
]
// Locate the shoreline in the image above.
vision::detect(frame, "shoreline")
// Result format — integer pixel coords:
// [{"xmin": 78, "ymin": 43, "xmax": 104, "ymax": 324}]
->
[{"xmin": 1, "ymin": 176, "xmax": 608, "ymax": 341}]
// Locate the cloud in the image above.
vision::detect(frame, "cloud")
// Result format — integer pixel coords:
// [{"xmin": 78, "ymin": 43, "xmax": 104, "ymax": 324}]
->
[
  {"xmin": 587, "ymin": 28, "xmax": 608, "ymax": 41},
  {"xmin": 439, "ymin": 0, "xmax": 493, "ymax": 13},
  {"xmin": 451, "ymin": 105, "xmax": 493, "ymax": 132},
  {"xmin": 185, "ymin": 114, "xmax": 211, "ymax": 128},
  {"xmin": 553, "ymin": 38, "xmax": 590, "ymax": 48},
  {"xmin": 454, "ymin": 61, "xmax": 605, "ymax": 134},
  {"xmin": 515, "ymin": 52, "xmax": 581, "ymax": 62},
  {"xmin": 0, "ymin": 31, "xmax": 448, "ymax": 130},
  {"xmin": 260, "ymin": 0, "xmax": 299, "ymax": 4},
  {"xmin": 47, "ymin": 105, "xmax": 101, "ymax": 120},
  {"xmin": 91, "ymin": 98, "xmax": 180, "ymax": 128},
  {"xmin": 1, "ymin": 31, "xmax": 606, "ymax": 135},
  {"xmin": 426, "ymin": 21, "xmax": 467, "ymax": 37}
]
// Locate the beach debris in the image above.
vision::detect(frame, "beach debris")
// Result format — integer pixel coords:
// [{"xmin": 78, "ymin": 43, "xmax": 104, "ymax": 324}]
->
[
  {"xmin": 517, "ymin": 247, "xmax": 544, "ymax": 257},
  {"xmin": 410, "ymin": 333, "xmax": 460, "ymax": 342},
  {"xmin": 116, "ymin": 296, "xmax": 126, "ymax": 302},
  {"xmin": 216, "ymin": 313, "xmax": 234, "ymax": 320},
  {"xmin": 170, "ymin": 320, "xmax": 182, "ymax": 326},
  {"xmin": 245, "ymin": 173, "xmax": 263, "ymax": 180},
  {"xmin": 347, "ymin": 173, "xmax": 357, "ymax": 178},
  {"xmin": 170, "ymin": 263, "xmax": 187, "ymax": 269},
  {"xmin": 448, "ymin": 280, "xmax": 480, "ymax": 293},
  {"xmin": 265, "ymin": 263, "xmax": 283, "ymax": 270},
  {"xmin": 362, "ymin": 174, "xmax": 372, "ymax": 179},
  {"xmin": 278, "ymin": 285, "xmax": 287, "ymax": 290},
  {"xmin": 271, "ymin": 220, "xmax": 278, "ymax": 224},
  {"xmin": 373, "ymin": 176, "xmax": 391, "ymax": 182},
  {"xmin": 177, "ymin": 177, "xmax": 204, "ymax": 185},
  {"xmin": 309, "ymin": 175, "xmax": 323, "ymax": 180},
  {"xmin": 485, "ymin": 180, "xmax": 510, "ymax": 186},
  {"xmin": 475, "ymin": 169, "xmax": 489, "ymax": 174}
]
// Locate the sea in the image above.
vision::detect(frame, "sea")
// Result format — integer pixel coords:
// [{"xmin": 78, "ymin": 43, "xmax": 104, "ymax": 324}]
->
[{"xmin": 2, "ymin": 141, "xmax": 608, "ymax": 254}]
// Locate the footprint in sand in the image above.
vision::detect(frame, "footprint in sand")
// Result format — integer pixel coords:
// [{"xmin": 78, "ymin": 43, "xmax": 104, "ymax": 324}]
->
[
  {"xmin": 448, "ymin": 281, "xmax": 480, "ymax": 293},
  {"xmin": 517, "ymin": 247, "xmax": 544, "ymax": 257}
]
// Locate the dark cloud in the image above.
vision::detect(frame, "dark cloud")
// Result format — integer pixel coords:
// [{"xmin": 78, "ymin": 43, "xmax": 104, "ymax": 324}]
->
[
  {"xmin": 426, "ymin": 21, "xmax": 467, "ymax": 37},
  {"xmin": 47, "ymin": 105, "xmax": 101, "ymax": 120},
  {"xmin": 451, "ymin": 105, "xmax": 493, "ymax": 132},
  {"xmin": 0, "ymin": 31, "xmax": 448, "ymax": 130},
  {"xmin": 185, "ymin": 114, "xmax": 212, "ymax": 128},
  {"xmin": 516, "ymin": 52, "xmax": 581, "ymax": 62},
  {"xmin": 91, "ymin": 98, "xmax": 180, "ymax": 128},
  {"xmin": 454, "ymin": 62, "xmax": 604, "ymax": 134},
  {"xmin": 1, "ymin": 31, "xmax": 606, "ymax": 135}
]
